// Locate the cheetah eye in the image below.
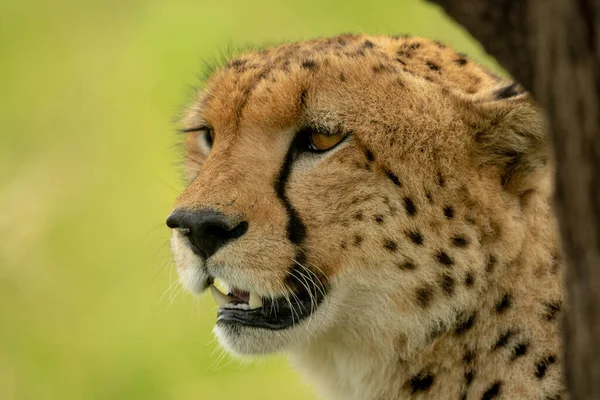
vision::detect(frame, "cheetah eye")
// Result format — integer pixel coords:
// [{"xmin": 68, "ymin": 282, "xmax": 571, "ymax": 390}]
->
[
  {"xmin": 297, "ymin": 127, "xmax": 348, "ymax": 153},
  {"xmin": 204, "ymin": 128, "xmax": 215, "ymax": 148},
  {"xmin": 183, "ymin": 125, "xmax": 214, "ymax": 150}
]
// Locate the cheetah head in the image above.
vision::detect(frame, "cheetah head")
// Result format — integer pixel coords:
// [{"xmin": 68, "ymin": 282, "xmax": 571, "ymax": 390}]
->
[{"xmin": 166, "ymin": 35, "xmax": 550, "ymax": 356}]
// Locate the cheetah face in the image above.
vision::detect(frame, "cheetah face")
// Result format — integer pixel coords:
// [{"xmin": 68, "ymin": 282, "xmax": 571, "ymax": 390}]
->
[
  {"xmin": 166, "ymin": 35, "xmax": 541, "ymax": 356},
  {"xmin": 167, "ymin": 120, "xmax": 354, "ymax": 355}
]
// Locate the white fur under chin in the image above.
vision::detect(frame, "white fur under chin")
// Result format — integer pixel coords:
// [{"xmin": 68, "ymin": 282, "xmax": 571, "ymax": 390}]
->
[{"xmin": 214, "ymin": 323, "xmax": 301, "ymax": 355}]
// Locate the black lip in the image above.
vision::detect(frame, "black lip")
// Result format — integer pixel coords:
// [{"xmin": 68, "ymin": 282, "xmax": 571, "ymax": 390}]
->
[{"xmin": 216, "ymin": 286, "xmax": 327, "ymax": 330}]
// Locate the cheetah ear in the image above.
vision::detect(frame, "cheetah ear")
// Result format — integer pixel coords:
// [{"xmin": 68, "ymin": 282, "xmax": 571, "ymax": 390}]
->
[{"xmin": 465, "ymin": 82, "xmax": 551, "ymax": 191}]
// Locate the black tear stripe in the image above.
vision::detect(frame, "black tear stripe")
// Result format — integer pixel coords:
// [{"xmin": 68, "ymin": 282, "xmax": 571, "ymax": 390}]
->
[{"xmin": 275, "ymin": 135, "xmax": 307, "ymax": 245}]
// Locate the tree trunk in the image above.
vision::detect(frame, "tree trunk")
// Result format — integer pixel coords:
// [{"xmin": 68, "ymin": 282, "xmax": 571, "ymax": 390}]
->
[{"xmin": 426, "ymin": 0, "xmax": 600, "ymax": 398}]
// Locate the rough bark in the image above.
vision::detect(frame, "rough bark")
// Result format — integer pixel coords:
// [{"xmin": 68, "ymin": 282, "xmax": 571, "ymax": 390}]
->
[{"xmin": 427, "ymin": 0, "xmax": 600, "ymax": 398}]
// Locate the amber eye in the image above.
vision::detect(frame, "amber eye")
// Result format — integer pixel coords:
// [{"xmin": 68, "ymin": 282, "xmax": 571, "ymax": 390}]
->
[{"xmin": 298, "ymin": 128, "xmax": 347, "ymax": 153}]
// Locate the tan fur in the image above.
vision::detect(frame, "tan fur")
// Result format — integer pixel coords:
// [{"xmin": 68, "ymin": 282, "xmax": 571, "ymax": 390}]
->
[{"xmin": 169, "ymin": 34, "xmax": 565, "ymax": 399}]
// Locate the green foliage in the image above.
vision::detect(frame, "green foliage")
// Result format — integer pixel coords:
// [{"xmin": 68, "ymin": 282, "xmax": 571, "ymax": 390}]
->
[{"xmin": 0, "ymin": 1, "xmax": 500, "ymax": 399}]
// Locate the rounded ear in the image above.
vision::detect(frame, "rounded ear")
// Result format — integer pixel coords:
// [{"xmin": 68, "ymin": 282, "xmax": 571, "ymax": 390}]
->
[{"xmin": 459, "ymin": 82, "xmax": 551, "ymax": 192}]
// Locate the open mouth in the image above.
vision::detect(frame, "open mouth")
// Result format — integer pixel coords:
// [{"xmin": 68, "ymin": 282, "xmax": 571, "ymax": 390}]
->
[{"xmin": 209, "ymin": 277, "xmax": 327, "ymax": 330}]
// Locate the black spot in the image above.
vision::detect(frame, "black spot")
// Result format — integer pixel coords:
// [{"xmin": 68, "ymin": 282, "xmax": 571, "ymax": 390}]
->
[
  {"xmin": 444, "ymin": 206, "xmax": 455, "ymax": 218},
  {"xmin": 493, "ymin": 330, "xmax": 515, "ymax": 350},
  {"xmin": 399, "ymin": 260, "xmax": 416, "ymax": 271},
  {"xmin": 353, "ymin": 235, "xmax": 363, "ymax": 247},
  {"xmin": 426, "ymin": 61, "xmax": 440, "ymax": 71},
  {"xmin": 257, "ymin": 70, "xmax": 269, "ymax": 81},
  {"xmin": 385, "ymin": 170, "xmax": 402, "ymax": 187},
  {"xmin": 463, "ymin": 349, "xmax": 475, "ymax": 364},
  {"xmin": 455, "ymin": 54, "xmax": 468, "ymax": 66},
  {"xmin": 494, "ymin": 83, "xmax": 522, "ymax": 100},
  {"xmin": 464, "ymin": 272, "xmax": 475, "ymax": 287},
  {"xmin": 550, "ymin": 254, "xmax": 561, "ymax": 274},
  {"xmin": 374, "ymin": 214, "xmax": 384, "ymax": 224},
  {"xmin": 407, "ymin": 231, "xmax": 424, "ymax": 245},
  {"xmin": 426, "ymin": 192, "xmax": 433, "ymax": 202},
  {"xmin": 495, "ymin": 294, "xmax": 511, "ymax": 313},
  {"xmin": 362, "ymin": 39, "xmax": 375, "ymax": 48},
  {"xmin": 364, "ymin": 148, "xmax": 375, "ymax": 162},
  {"xmin": 440, "ymin": 274, "xmax": 455, "ymax": 296},
  {"xmin": 408, "ymin": 42, "xmax": 421, "ymax": 50},
  {"xmin": 543, "ymin": 301, "xmax": 562, "ymax": 321},
  {"xmin": 340, "ymin": 241, "xmax": 347, "ymax": 249},
  {"xmin": 455, "ymin": 312, "xmax": 476, "ymax": 335},
  {"xmin": 229, "ymin": 58, "xmax": 247, "ymax": 68},
  {"xmin": 227, "ymin": 59, "xmax": 250, "ymax": 74},
  {"xmin": 298, "ymin": 88, "xmax": 308, "ymax": 110},
  {"xmin": 416, "ymin": 286, "xmax": 433, "ymax": 308},
  {"xmin": 353, "ymin": 211, "xmax": 364, "ymax": 221},
  {"xmin": 409, "ymin": 371, "xmax": 434, "ymax": 394},
  {"xmin": 535, "ymin": 355, "xmax": 557, "ymax": 379},
  {"xmin": 275, "ymin": 136, "xmax": 307, "ymax": 244},
  {"xmin": 485, "ymin": 255, "xmax": 497, "ymax": 273},
  {"xmin": 338, "ymin": 73, "xmax": 346, "ymax": 82},
  {"xmin": 301, "ymin": 59, "xmax": 318, "ymax": 70},
  {"xmin": 403, "ymin": 197, "xmax": 417, "ymax": 216},
  {"xmin": 452, "ymin": 236, "xmax": 469, "ymax": 247},
  {"xmin": 428, "ymin": 325, "xmax": 446, "ymax": 341},
  {"xmin": 464, "ymin": 369, "xmax": 474, "ymax": 385},
  {"xmin": 481, "ymin": 382, "xmax": 501, "ymax": 400},
  {"xmin": 383, "ymin": 239, "xmax": 398, "ymax": 252},
  {"xmin": 437, "ymin": 172, "xmax": 446, "ymax": 187},
  {"xmin": 395, "ymin": 57, "xmax": 407, "ymax": 66},
  {"xmin": 511, "ymin": 342, "xmax": 529, "ymax": 360},
  {"xmin": 372, "ymin": 63, "xmax": 386, "ymax": 73},
  {"xmin": 436, "ymin": 251, "xmax": 454, "ymax": 267},
  {"xmin": 544, "ymin": 394, "xmax": 561, "ymax": 400},
  {"xmin": 474, "ymin": 131, "xmax": 486, "ymax": 143}
]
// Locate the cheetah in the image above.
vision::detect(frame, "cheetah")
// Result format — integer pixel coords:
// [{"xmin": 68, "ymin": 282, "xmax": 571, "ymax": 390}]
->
[{"xmin": 166, "ymin": 34, "xmax": 565, "ymax": 399}]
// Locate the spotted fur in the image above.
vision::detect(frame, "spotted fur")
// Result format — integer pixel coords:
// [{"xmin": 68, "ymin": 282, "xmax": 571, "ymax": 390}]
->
[{"xmin": 169, "ymin": 34, "xmax": 565, "ymax": 400}]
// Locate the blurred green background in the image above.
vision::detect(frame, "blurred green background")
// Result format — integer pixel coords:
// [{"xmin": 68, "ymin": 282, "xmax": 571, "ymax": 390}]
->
[{"xmin": 0, "ymin": 1, "xmax": 500, "ymax": 399}]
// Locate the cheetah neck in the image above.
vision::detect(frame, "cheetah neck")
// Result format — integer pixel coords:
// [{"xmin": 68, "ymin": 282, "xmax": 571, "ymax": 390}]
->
[{"xmin": 289, "ymin": 205, "xmax": 564, "ymax": 400}]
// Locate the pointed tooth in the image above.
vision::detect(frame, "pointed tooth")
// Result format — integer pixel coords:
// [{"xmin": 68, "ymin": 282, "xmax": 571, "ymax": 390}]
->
[
  {"xmin": 210, "ymin": 285, "xmax": 233, "ymax": 308},
  {"xmin": 249, "ymin": 292, "xmax": 263, "ymax": 309},
  {"xmin": 213, "ymin": 278, "xmax": 230, "ymax": 295}
]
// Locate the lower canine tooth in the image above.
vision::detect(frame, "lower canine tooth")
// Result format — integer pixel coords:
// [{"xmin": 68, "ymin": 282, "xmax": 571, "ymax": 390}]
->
[
  {"xmin": 249, "ymin": 292, "xmax": 263, "ymax": 309},
  {"xmin": 210, "ymin": 285, "xmax": 233, "ymax": 307}
]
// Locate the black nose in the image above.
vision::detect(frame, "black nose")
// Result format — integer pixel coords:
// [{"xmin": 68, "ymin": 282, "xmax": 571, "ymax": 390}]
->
[{"xmin": 166, "ymin": 209, "xmax": 248, "ymax": 259}]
